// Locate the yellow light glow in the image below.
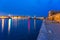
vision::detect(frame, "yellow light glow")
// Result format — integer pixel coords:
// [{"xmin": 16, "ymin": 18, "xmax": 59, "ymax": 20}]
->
[
  {"xmin": 0, "ymin": 16, "xmax": 9, "ymax": 19},
  {"xmin": 17, "ymin": 16, "xmax": 21, "ymax": 19},
  {"xmin": 12, "ymin": 16, "xmax": 18, "ymax": 19},
  {"xmin": 12, "ymin": 16, "xmax": 21, "ymax": 19},
  {"xmin": 2, "ymin": 19, "xmax": 4, "ymax": 32},
  {"xmin": 54, "ymin": 14, "xmax": 60, "ymax": 22},
  {"xmin": 48, "ymin": 13, "xmax": 60, "ymax": 22}
]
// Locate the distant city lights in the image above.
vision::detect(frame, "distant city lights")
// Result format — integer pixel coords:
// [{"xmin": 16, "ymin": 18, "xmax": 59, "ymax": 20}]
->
[{"xmin": 0, "ymin": 16, "xmax": 44, "ymax": 33}]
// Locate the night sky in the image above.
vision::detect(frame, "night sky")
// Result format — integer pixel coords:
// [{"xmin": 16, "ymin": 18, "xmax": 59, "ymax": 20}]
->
[{"xmin": 0, "ymin": 0, "xmax": 60, "ymax": 17}]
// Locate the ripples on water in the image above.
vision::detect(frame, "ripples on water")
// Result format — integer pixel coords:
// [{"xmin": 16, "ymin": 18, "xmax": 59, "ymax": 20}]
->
[{"xmin": 0, "ymin": 19, "xmax": 42, "ymax": 40}]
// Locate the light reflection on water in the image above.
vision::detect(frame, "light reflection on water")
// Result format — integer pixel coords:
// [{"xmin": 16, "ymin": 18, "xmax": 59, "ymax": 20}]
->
[
  {"xmin": 2, "ymin": 19, "xmax": 4, "ymax": 32},
  {"xmin": 0, "ymin": 19, "xmax": 42, "ymax": 40},
  {"xmin": 34, "ymin": 19, "xmax": 36, "ymax": 29},
  {"xmin": 8, "ymin": 19, "xmax": 11, "ymax": 33},
  {"xmin": 12, "ymin": 19, "xmax": 18, "ymax": 28},
  {"xmin": 28, "ymin": 18, "xmax": 30, "ymax": 31}
]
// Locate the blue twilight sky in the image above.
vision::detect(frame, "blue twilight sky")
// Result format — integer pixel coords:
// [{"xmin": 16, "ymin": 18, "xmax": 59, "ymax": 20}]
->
[{"xmin": 0, "ymin": 0, "xmax": 60, "ymax": 17}]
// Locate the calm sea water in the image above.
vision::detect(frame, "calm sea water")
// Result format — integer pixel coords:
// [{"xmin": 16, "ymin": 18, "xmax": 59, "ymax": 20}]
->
[{"xmin": 0, "ymin": 19, "xmax": 42, "ymax": 40}]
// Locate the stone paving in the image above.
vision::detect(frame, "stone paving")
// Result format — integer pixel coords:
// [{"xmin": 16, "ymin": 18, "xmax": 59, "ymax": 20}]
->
[
  {"xmin": 37, "ymin": 20, "xmax": 60, "ymax": 40},
  {"xmin": 37, "ymin": 20, "xmax": 48, "ymax": 40}
]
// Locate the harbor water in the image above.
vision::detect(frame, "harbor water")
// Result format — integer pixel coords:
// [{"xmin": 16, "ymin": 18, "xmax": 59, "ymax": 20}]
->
[{"xmin": 0, "ymin": 19, "xmax": 42, "ymax": 40}]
